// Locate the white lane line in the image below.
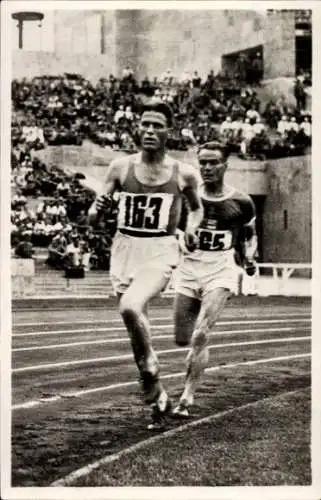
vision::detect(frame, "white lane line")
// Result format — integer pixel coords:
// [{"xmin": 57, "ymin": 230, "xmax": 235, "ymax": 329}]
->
[
  {"xmin": 12, "ymin": 317, "xmax": 311, "ymax": 338},
  {"xmin": 12, "ymin": 311, "xmax": 310, "ymax": 328},
  {"xmin": 13, "ymin": 324, "xmax": 311, "ymax": 352},
  {"xmin": 50, "ymin": 388, "xmax": 303, "ymax": 486},
  {"xmin": 13, "ymin": 316, "xmax": 171, "ymax": 327},
  {"xmin": 13, "ymin": 334, "xmax": 310, "ymax": 372},
  {"xmin": 13, "ymin": 354, "xmax": 310, "ymax": 411}
]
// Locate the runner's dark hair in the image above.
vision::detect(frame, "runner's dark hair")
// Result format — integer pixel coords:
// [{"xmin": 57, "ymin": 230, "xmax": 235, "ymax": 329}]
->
[
  {"xmin": 198, "ymin": 141, "xmax": 231, "ymax": 160},
  {"xmin": 142, "ymin": 99, "xmax": 174, "ymax": 127}
]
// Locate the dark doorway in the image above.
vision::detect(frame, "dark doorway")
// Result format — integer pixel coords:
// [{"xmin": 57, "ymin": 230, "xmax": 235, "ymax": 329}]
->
[
  {"xmin": 222, "ymin": 45, "xmax": 264, "ymax": 85},
  {"xmin": 296, "ymin": 34, "xmax": 312, "ymax": 76}
]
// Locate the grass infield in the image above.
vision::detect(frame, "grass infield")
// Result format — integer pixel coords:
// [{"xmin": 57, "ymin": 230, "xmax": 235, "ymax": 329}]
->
[{"xmin": 65, "ymin": 387, "xmax": 310, "ymax": 487}]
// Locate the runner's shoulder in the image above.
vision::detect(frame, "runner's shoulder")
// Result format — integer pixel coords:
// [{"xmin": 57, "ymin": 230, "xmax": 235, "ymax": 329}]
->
[
  {"xmin": 109, "ymin": 153, "xmax": 137, "ymax": 170},
  {"xmin": 230, "ymin": 187, "xmax": 256, "ymax": 221},
  {"xmin": 231, "ymin": 187, "xmax": 253, "ymax": 204},
  {"xmin": 108, "ymin": 153, "xmax": 138, "ymax": 181}
]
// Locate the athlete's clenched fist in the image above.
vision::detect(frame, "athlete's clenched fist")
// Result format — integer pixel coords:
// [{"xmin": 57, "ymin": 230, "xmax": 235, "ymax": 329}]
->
[{"xmin": 184, "ymin": 231, "xmax": 199, "ymax": 252}]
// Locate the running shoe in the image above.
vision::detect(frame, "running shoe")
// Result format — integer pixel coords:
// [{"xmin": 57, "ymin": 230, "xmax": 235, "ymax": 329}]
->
[
  {"xmin": 140, "ymin": 370, "xmax": 161, "ymax": 405},
  {"xmin": 172, "ymin": 400, "xmax": 191, "ymax": 419},
  {"xmin": 147, "ymin": 391, "xmax": 172, "ymax": 431}
]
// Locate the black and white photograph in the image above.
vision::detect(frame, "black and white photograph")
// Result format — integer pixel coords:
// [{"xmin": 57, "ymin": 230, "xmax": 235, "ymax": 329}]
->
[{"xmin": 1, "ymin": 2, "xmax": 320, "ymax": 499}]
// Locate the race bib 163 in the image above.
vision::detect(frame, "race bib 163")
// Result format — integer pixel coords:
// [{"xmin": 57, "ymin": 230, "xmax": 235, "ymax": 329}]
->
[{"xmin": 118, "ymin": 192, "xmax": 174, "ymax": 233}]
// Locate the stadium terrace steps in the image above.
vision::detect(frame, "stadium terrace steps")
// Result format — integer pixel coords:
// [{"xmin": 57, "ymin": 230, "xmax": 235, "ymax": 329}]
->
[
  {"xmin": 33, "ymin": 268, "xmax": 113, "ymax": 296},
  {"xmin": 31, "ymin": 265, "xmax": 176, "ymax": 298}
]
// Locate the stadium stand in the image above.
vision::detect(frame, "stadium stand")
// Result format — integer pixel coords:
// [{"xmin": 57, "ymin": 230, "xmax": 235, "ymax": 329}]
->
[{"xmin": 11, "ymin": 68, "xmax": 311, "ymax": 276}]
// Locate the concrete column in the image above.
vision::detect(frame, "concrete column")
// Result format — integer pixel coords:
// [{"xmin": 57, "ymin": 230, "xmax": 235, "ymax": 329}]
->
[
  {"xmin": 99, "ymin": 11, "xmax": 117, "ymax": 76},
  {"xmin": 114, "ymin": 10, "xmax": 141, "ymax": 77},
  {"xmin": 264, "ymin": 10, "xmax": 296, "ymax": 79}
]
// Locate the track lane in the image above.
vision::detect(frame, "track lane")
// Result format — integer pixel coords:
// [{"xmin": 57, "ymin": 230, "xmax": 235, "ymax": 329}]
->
[
  {"xmin": 11, "ymin": 317, "xmax": 311, "ymax": 346},
  {"xmin": 12, "ymin": 355, "xmax": 311, "ymax": 487},
  {"xmin": 11, "ymin": 302, "xmax": 311, "ymax": 486},
  {"xmin": 12, "ymin": 325, "xmax": 310, "ymax": 367},
  {"xmin": 12, "ymin": 336, "xmax": 310, "ymax": 406},
  {"xmin": 12, "ymin": 302, "xmax": 311, "ymax": 330}
]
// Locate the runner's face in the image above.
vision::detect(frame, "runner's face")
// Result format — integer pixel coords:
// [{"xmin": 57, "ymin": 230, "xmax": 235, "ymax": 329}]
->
[
  {"xmin": 198, "ymin": 149, "xmax": 227, "ymax": 185},
  {"xmin": 139, "ymin": 111, "xmax": 169, "ymax": 152}
]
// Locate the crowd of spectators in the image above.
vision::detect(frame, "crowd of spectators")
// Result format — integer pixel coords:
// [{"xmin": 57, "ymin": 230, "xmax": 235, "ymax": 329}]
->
[
  {"xmin": 10, "ymin": 138, "xmax": 118, "ymax": 269},
  {"xmin": 12, "ymin": 66, "xmax": 311, "ymax": 159},
  {"xmin": 11, "ymin": 65, "xmax": 312, "ymax": 271}
]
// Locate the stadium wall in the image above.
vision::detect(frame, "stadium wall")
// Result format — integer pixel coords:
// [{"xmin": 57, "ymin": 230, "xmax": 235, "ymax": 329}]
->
[
  {"xmin": 34, "ymin": 145, "xmax": 311, "ymax": 264},
  {"xmin": 12, "ymin": 10, "xmax": 297, "ymax": 82},
  {"xmin": 116, "ymin": 10, "xmax": 265, "ymax": 79},
  {"xmin": 12, "ymin": 10, "xmax": 265, "ymax": 81},
  {"xmin": 33, "ymin": 142, "xmax": 268, "ymax": 196},
  {"xmin": 262, "ymin": 155, "xmax": 311, "ymax": 263},
  {"xmin": 12, "ymin": 50, "xmax": 116, "ymax": 82}
]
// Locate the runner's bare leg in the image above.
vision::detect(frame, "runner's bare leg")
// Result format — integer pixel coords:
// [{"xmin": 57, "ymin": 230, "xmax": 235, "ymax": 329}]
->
[
  {"xmin": 119, "ymin": 267, "xmax": 170, "ymax": 403},
  {"xmin": 179, "ymin": 287, "xmax": 231, "ymax": 407}
]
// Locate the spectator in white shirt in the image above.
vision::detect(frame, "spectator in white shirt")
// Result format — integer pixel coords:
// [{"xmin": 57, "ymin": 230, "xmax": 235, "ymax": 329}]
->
[
  {"xmin": 151, "ymin": 89, "xmax": 162, "ymax": 102},
  {"xmin": 33, "ymin": 219, "xmax": 47, "ymax": 235},
  {"xmin": 44, "ymin": 217, "xmax": 56, "ymax": 236},
  {"xmin": 52, "ymin": 232, "xmax": 67, "ymax": 247},
  {"xmin": 52, "ymin": 220, "xmax": 64, "ymax": 234},
  {"xmin": 15, "ymin": 174, "xmax": 27, "ymax": 189},
  {"xmin": 12, "ymin": 190, "xmax": 27, "ymax": 208},
  {"xmin": 66, "ymin": 238, "xmax": 82, "ymax": 267},
  {"xmin": 27, "ymin": 208, "xmax": 36, "ymax": 221},
  {"xmin": 300, "ymin": 116, "xmax": 311, "ymax": 138},
  {"xmin": 57, "ymin": 180, "xmax": 70, "ymax": 197},
  {"xmin": 162, "ymin": 93, "xmax": 174, "ymax": 103},
  {"xmin": 181, "ymin": 124, "xmax": 196, "ymax": 145},
  {"xmin": 46, "ymin": 202, "xmax": 58, "ymax": 217},
  {"xmin": 120, "ymin": 131, "xmax": 131, "ymax": 148},
  {"xmin": 114, "ymin": 105, "xmax": 125, "ymax": 124},
  {"xmin": 180, "ymin": 69, "xmax": 192, "ymax": 85},
  {"xmin": 246, "ymin": 108, "xmax": 260, "ymax": 122},
  {"xmin": 79, "ymin": 238, "xmax": 91, "ymax": 272},
  {"xmin": 23, "ymin": 222, "xmax": 34, "ymax": 237},
  {"xmin": 56, "ymin": 200, "xmax": 67, "ymax": 217},
  {"xmin": 277, "ymin": 116, "xmax": 289, "ymax": 137},
  {"xmin": 220, "ymin": 117, "xmax": 233, "ymax": 136},
  {"xmin": 240, "ymin": 118, "xmax": 254, "ymax": 155},
  {"xmin": 122, "ymin": 66, "xmax": 133, "ymax": 79},
  {"xmin": 19, "ymin": 161, "xmax": 33, "ymax": 176},
  {"xmin": 23, "ymin": 126, "xmax": 44, "ymax": 145},
  {"xmin": 288, "ymin": 116, "xmax": 299, "ymax": 133},
  {"xmin": 36, "ymin": 200, "xmax": 47, "ymax": 215},
  {"xmin": 15, "ymin": 207, "xmax": 29, "ymax": 222},
  {"xmin": 125, "ymin": 106, "xmax": 133, "ymax": 121},
  {"xmin": 240, "ymin": 117, "xmax": 254, "ymax": 137},
  {"xmin": 253, "ymin": 117, "xmax": 266, "ymax": 135},
  {"xmin": 106, "ymin": 130, "xmax": 116, "ymax": 145},
  {"xmin": 60, "ymin": 216, "xmax": 72, "ymax": 234},
  {"xmin": 47, "ymin": 96, "xmax": 58, "ymax": 109},
  {"xmin": 161, "ymin": 68, "xmax": 173, "ymax": 84},
  {"xmin": 231, "ymin": 119, "xmax": 243, "ymax": 138}
]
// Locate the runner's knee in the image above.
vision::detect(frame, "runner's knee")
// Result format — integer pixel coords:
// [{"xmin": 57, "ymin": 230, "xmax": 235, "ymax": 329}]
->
[{"xmin": 119, "ymin": 296, "xmax": 143, "ymax": 320}]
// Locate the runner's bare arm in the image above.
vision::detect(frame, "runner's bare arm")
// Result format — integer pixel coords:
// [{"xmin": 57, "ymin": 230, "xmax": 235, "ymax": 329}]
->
[
  {"xmin": 243, "ymin": 217, "xmax": 258, "ymax": 262},
  {"xmin": 88, "ymin": 160, "xmax": 123, "ymax": 217},
  {"xmin": 180, "ymin": 163, "xmax": 203, "ymax": 233}
]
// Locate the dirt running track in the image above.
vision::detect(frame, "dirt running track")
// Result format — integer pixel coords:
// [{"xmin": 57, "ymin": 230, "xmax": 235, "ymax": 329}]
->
[{"xmin": 10, "ymin": 297, "xmax": 311, "ymax": 486}]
